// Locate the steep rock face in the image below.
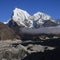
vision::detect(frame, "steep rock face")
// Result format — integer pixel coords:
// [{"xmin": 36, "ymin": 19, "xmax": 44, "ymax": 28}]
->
[
  {"xmin": 43, "ymin": 20, "xmax": 58, "ymax": 27},
  {"xmin": 0, "ymin": 22, "xmax": 20, "ymax": 40},
  {"xmin": 12, "ymin": 8, "xmax": 33, "ymax": 28}
]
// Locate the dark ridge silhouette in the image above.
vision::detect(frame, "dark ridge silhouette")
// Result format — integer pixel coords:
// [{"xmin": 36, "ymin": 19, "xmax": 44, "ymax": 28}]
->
[
  {"xmin": 19, "ymin": 38, "xmax": 60, "ymax": 47},
  {"xmin": 23, "ymin": 48, "xmax": 60, "ymax": 60},
  {"xmin": 43, "ymin": 20, "xmax": 58, "ymax": 27},
  {"xmin": 0, "ymin": 22, "xmax": 20, "ymax": 40},
  {"xmin": 23, "ymin": 38, "xmax": 60, "ymax": 60},
  {"xmin": 40, "ymin": 38, "xmax": 60, "ymax": 47}
]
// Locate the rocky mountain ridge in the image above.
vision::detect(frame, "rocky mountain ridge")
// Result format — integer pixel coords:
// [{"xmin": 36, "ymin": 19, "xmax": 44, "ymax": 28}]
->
[{"xmin": 11, "ymin": 8, "xmax": 56, "ymax": 28}]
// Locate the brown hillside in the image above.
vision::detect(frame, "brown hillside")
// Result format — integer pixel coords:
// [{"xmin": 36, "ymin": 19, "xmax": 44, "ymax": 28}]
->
[{"xmin": 0, "ymin": 22, "xmax": 20, "ymax": 40}]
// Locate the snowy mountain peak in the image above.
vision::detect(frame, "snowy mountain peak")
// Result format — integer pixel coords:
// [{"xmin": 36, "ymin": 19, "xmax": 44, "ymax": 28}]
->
[
  {"xmin": 12, "ymin": 8, "xmax": 32, "ymax": 27},
  {"xmin": 33, "ymin": 12, "xmax": 51, "ymax": 20},
  {"xmin": 11, "ymin": 8, "xmax": 54, "ymax": 28},
  {"xmin": 12, "ymin": 8, "xmax": 30, "ymax": 21}
]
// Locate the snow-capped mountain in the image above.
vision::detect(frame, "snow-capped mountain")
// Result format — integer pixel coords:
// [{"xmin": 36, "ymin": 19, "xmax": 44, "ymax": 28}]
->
[
  {"xmin": 6, "ymin": 8, "xmax": 60, "ymax": 38},
  {"xmin": 33, "ymin": 12, "xmax": 51, "ymax": 21},
  {"xmin": 12, "ymin": 8, "xmax": 33, "ymax": 28},
  {"xmin": 11, "ymin": 8, "xmax": 56, "ymax": 28}
]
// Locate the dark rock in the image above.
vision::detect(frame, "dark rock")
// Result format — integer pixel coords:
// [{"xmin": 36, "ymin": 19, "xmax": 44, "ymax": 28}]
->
[{"xmin": 43, "ymin": 20, "xmax": 58, "ymax": 27}]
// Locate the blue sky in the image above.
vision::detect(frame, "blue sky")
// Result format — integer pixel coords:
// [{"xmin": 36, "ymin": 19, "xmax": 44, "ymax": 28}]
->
[{"xmin": 0, "ymin": 0, "xmax": 60, "ymax": 22}]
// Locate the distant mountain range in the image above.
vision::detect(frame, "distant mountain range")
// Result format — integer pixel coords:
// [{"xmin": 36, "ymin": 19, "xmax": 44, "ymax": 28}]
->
[
  {"xmin": 8, "ymin": 8, "xmax": 59, "ymax": 28},
  {"xmin": 0, "ymin": 8, "xmax": 60, "ymax": 40},
  {"xmin": 10, "ymin": 8, "xmax": 56, "ymax": 28}
]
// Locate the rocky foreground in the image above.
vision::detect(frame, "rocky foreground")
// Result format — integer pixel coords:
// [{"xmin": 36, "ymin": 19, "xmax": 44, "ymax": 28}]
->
[{"xmin": 0, "ymin": 38, "xmax": 60, "ymax": 60}]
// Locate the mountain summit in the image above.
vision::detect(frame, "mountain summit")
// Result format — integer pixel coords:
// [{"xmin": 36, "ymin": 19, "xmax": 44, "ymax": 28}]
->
[{"xmin": 11, "ymin": 8, "xmax": 54, "ymax": 28}]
